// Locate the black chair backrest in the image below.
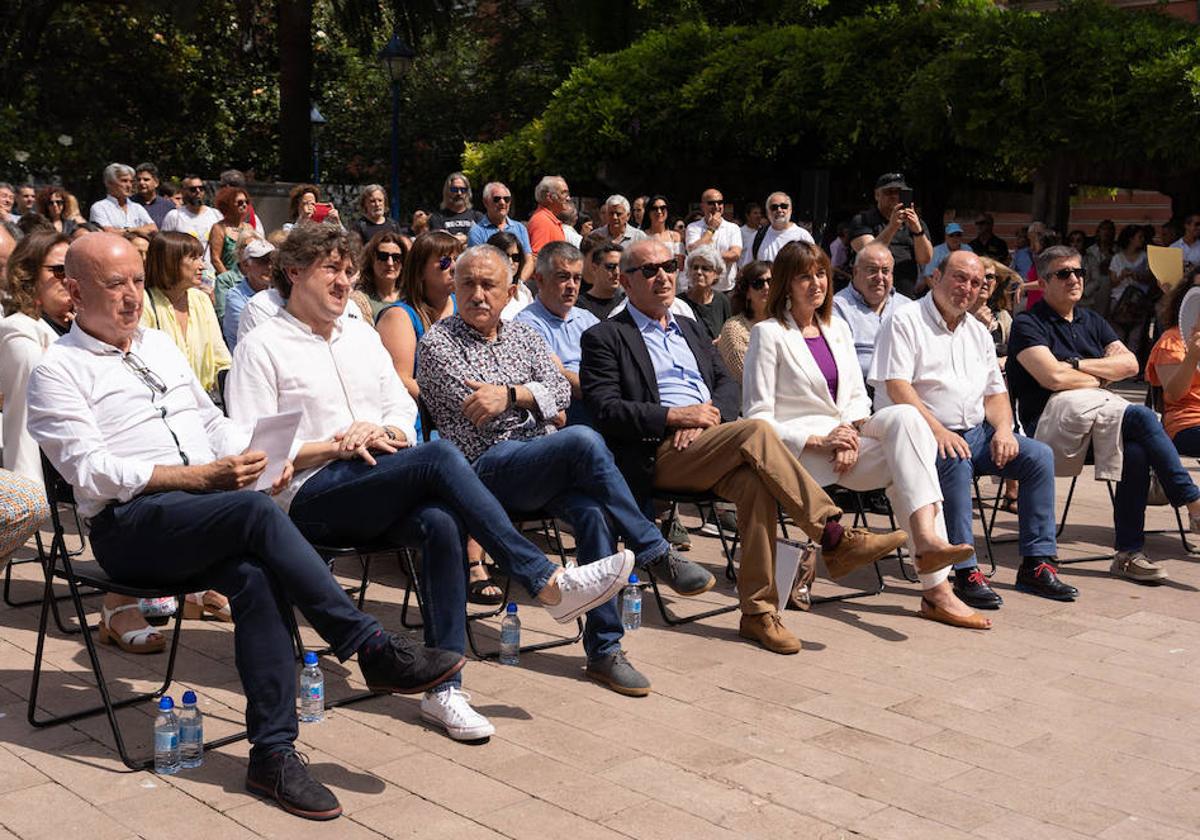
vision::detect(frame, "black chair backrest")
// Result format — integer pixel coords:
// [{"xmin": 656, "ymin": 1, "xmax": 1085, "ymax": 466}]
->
[
  {"xmin": 417, "ymin": 397, "xmax": 436, "ymax": 444},
  {"xmin": 38, "ymin": 450, "xmax": 74, "ymax": 507}
]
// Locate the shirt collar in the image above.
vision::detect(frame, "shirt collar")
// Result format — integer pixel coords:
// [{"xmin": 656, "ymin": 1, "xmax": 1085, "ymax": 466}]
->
[
  {"xmin": 627, "ymin": 300, "xmax": 681, "ymax": 335},
  {"xmin": 920, "ymin": 290, "xmax": 964, "ymax": 334},
  {"xmin": 277, "ymin": 305, "xmax": 345, "ymax": 340},
  {"xmin": 66, "ymin": 321, "xmax": 146, "ymax": 356},
  {"xmin": 530, "ymin": 298, "xmax": 579, "ymax": 324}
]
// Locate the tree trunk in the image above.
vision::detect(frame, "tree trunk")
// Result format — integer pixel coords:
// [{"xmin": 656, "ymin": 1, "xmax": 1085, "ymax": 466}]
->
[
  {"xmin": 1031, "ymin": 158, "xmax": 1071, "ymax": 234},
  {"xmin": 277, "ymin": 0, "xmax": 313, "ymax": 181}
]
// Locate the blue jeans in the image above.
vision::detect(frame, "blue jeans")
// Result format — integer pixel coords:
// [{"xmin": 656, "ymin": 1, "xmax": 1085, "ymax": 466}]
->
[
  {"xmin": 90, "ymin": 490, "xmax": 380, "ymax": 761},
  {"xmin": 289, "ymin": 441, "xmax": 562, "ymax": 684},
  {"xmin": 1114, "ymin": 405, "xmax": 1200, "ymax": 551},
  {"xmin": 936, "ymin": 422, "xmax": 1057, "ymax": 568},
  {"xmin": 472, "ymin": 426, "xmax": 671, "ymax": 660},
  {"xmin": 1172, "ymin": 425, "xmax": 1200, "ymax": 457}
]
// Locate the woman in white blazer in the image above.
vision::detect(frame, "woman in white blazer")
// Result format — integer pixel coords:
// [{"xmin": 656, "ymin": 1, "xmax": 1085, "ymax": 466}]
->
[
  {"xmin": 0, "ymin": 230, "xmax": 167, "ymax": 653},
  {"xmin": 742, "ymin": 241, "xmax": 989, "ymax": 630}
]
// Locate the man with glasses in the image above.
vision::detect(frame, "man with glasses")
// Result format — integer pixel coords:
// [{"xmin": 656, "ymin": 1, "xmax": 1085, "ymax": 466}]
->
[
  {"xmin": 599, "ymin": 195, "xmax": 646, "ymax": 248},
  {"xmin": 579, "ymin": 235, "xmax": 625, "ymax": 319},
  {"xmin": 849, "ymin": 172, "xmax": 932, "ymax": 298},
  {"xmin": 742, "ymin": 191, "xmax": 814, "ymax": 266},
  {"xmin": 870, "ymin": 249, "xmax": 1068, "ymax": 609},
  {"xmin": 1008, "ymin": 245, "xmax": 1200, "ymax": 585},
  {"xmin": 429, "ymin": 172, "xmax": 482, "ymax": 244},
  {"xmin": 685, "ymin": 187, "xmax": 742, "ymax": 292},
  {"xmin": 467, "ymin": 181, "xmax": 532, "ymax": 280},
  {"xmin": 161, "ymin": 175, "xmax": 223, "ymax": 273},
  {"xmin": 89, "ymin": 163, "xmax": 157, "ymax": 236},
  {"xmin": 833, "ymin": 241, "xmax": 912, "ymax": 380},
  {"xmin": 581, "ymin": 239, "xmax": 907, "ymax": 655},
  {"xmin": 527, "ymin": 175, "xmax": 572, "ymax": 257},
  {"xmin": 131, "ymin": 163, "xmax": 175, "ymax": 229},
  {"xmin": 27, "ymin": 233, "xmax": 468, "ymax": 822},
  {"xmin": 969, "ymin": 213, "xmax": 1009, "ymax": 264}
]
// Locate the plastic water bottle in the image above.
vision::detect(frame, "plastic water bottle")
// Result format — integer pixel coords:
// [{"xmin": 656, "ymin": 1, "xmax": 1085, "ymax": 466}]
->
[
  {"xmin": 153, "ymin": 696, "xmax": 180, "ymax": 775},
  {"xmin": 298, "ymin": 651, "xmax": 325, "ymax": 723},
  {"xmin": 499, "ymin": 603, "xmax": 520, "ymax": 665},
  {"xmin": 178, "ymin": 690, "xmax": 203, "ymax": 769},
  {"xmin": 621, "ymin": 574, "xmax": 642, "ymax": 631}
]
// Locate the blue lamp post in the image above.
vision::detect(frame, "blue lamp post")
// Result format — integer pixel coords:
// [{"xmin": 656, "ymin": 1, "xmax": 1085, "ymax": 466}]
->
[{"xmin": 377, "ymin": 33, "xmax": 416, "ymax": 222}]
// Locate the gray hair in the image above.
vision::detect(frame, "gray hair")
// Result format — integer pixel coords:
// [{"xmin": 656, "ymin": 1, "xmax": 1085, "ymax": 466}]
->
[
  {"xmin": 481, "ymin": 181, "xmax": 509, "ymax": 202},
  {"xmin": 441, "ymin": 171, "xmax": 472, "ymax": 209},
  {"xmin": 604, "ymin": 194, "xmax": 630, "ymax": 214},
  {"xmin": 456, "ymin": 243, "xmax": 513, "ymax": 285},
  {"xmin": 620, "ymin": 238, "xmax": 673, "ymax": 273},
  {"xmin": 534, "ymin": 175, "xmax": 565, "ymax": 205},
  {"xmin": 685, "ymin": 243, "xmax": 723, "ymax": 274},
  {"xmin": 535, "ymin": 241, "xmax": 583, "ymax": 277},
  {"xmin": 1036, "ymin": 244, "xmax": 1081, "ymax": 280},
  {"xmin": 102, "ymin": 163, "xmax": 134, "ymax": 186},
  {"xmin": 765, "ymin": 190, "xmax": 792, "ymax": 207},
  {"xmin": 855, "ymin": 240, "xmax": 894, "ymax": 269}
]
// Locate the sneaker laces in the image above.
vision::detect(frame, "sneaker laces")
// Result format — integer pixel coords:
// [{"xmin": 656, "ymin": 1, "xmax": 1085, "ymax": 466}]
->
[
  {"xmin": 558, "ymin": 552, "xmax": 622, "ymax": 594},
  {"xmin": 431, "ymin": 686, "xmax": 485, "ymax": 726}
]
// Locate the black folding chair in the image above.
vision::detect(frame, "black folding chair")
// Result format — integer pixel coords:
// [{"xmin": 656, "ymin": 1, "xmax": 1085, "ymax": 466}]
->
[
  {"xmin": 27, "ymin": 452, "xmax": 248, "ymax": 771},
  {"xmin": 643, "ymin": 490, "xmax": 740, "ymax": 625}
]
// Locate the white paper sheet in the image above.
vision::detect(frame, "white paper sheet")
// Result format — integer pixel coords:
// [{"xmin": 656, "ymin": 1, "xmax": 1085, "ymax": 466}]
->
[
  {"xmin": 247, "ymin": 410, "xmax": 303, "ymax": 492},
  {"xmin": 775, "ymin": 537, "xmax": 806, "ymax": 614}
]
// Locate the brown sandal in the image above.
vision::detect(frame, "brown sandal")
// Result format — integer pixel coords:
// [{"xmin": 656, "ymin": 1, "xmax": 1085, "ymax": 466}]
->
[{"xmin": 918, "ymin": 597, "xmax": 991, "ymax": 630}]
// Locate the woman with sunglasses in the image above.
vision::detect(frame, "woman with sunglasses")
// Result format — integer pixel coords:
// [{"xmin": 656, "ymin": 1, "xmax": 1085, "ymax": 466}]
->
[
  {"xmin": 357, "ymin": 231, "xmax": 408, "ymax": 321},
  {"xmin": 0, "ymin": 232, "xmax": 170, "ymax": 651},
  {"xmin": 643, "ymin": 195, "xmax": 684, "ymax": 270},
  {"xmin": 486, "ymin": 231, "xmax": 534, "ymax": 321},
  {"xmin": 208, "ymin": 186, "xmax": 254, "ymax": 277},
  {"xmin": 742, "ymin": 242, "xmax": 984, "ymax": 628},
  {"xmin": 717, "ymin": 261, "xmax": 772, "ymax": 380},
  {"xmin": 35, "ymin": 187, "xmax": 78, "ymax": 237}
]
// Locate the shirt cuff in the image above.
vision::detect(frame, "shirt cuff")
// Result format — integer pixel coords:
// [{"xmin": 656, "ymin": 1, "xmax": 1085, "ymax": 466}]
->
[
  {"xmin": 120, "ymin": 460, "xmax": 160, "ymax": 503},
  {"xmin": 524, "ymin": 382, "xmax": 560, "ymax": 422}
]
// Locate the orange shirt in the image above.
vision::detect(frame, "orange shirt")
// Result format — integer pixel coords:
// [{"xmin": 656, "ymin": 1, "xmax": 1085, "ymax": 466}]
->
[
  {"xmin": 1146, "ymin": 326, "xmax": 1200, "ymax": 438},
  {"xmin": 527, "ymin": 205, "xmax": 564, "ymax": 257}
]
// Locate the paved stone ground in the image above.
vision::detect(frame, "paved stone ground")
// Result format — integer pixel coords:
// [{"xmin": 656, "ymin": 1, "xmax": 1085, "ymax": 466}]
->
[{"xmin": 3, "ymin": 456, "xmax": 1200, "ymax": 838}]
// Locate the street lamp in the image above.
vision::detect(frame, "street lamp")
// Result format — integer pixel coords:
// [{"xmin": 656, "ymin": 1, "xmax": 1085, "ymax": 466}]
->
[
  {"xmin": 309, "ymin": 103, "xmax": 326, "ymax": 183},
  {"xmin": 377, "ymin": 32, "xmax": 415, "ymax": 222}
]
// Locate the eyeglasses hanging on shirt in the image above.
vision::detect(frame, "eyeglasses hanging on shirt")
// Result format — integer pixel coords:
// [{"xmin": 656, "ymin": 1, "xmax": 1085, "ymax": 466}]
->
[{"xmin": 122, "ymin": 351, "xmax": 189, "ymax": 465}]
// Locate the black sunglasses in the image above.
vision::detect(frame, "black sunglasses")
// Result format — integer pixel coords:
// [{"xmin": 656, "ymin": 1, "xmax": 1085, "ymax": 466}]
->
[
  {"xmin": 628, "ymin": 260, "xmax": 677, "ymax": 279},
  {"xmin": 1050, "ymin": 267, "xmax": 1086, "ymax": 281},
  {"xmin": 769, "ymin": 203, "xmax": 789, "ymax": 212},
  {"xmin": 448, "ymin": 186, "xmax": 468, "ymax": 195},
  {"xmin": 44, "ymin": 263, "xmax": 66, "ymax": 279},
  {"xmin": 491, "ymin": 195, "xmax": 511, "ymax": 203},
  {"xmin": 375, "ymin": 251, "xmax": 403, "ymax": 263},
  {"xmin": 749, "ymin": 276, "xmax": 770, "ymax": 290},
  {"xmin": 649, "ymin": 204, "xmax": 668, "ymax": 212},
  {"xmin": 704, "ymin": 199, "xmax": 725, "ymax": 207}
]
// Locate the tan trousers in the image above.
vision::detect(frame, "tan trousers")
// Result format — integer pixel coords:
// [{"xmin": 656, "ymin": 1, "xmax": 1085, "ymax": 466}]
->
[{"xmin": 655, "ymin": 419, "xmax": 841, "ymax": 615}]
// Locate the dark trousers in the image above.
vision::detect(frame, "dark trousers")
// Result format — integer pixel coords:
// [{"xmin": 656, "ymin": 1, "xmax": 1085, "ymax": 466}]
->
[
  {"xmin": 1115, "ymin": 405, "xmax": 1200, "ymax": 551},
  {"xmin": 89, "ymin": 490, "xmax": 380, "ymax": 761}
]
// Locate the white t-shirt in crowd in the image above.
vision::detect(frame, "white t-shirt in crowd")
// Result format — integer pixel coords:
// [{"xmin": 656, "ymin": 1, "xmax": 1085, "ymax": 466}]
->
[
  {"xmin": 743, "ymin": 223, "xmax": 815, "ymax": 265},
  {"xmin": 685, "ymin": 218, "xmax": 742, "ymax": 292},
  {"xmin": 161, "ymin": 205, "xmax": 224, "ymax": 270}
]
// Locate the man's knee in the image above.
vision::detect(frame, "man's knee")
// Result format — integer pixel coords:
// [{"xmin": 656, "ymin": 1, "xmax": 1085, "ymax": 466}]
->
[
  {"xmin": 412, "ymin": 502, "xmax": 465, "ymax": 545},
  {"xmin": 1017, "ymin": 435, "xmax": 1055, "ymax": 474}
]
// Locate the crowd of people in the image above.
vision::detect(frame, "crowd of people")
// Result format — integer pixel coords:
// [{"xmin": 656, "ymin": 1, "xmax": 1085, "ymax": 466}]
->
[{"xmin": 0, "ymin": 163, "xmax": 1197, "ymax": 822}]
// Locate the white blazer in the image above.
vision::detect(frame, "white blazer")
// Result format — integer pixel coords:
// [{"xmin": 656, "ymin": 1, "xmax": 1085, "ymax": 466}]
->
[
  {"xmin": 742, "ymin": 313, "xmax": 871, "ymax": 485},
  {"xmin": 0, "ymin": 312, "xmax": 60, "ymax": 482}
]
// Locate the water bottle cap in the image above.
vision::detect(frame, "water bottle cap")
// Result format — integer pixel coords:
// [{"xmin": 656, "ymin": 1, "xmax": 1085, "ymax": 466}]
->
[
  {"xmin": 506, "ymin": 602, "xmax": 518, "ymax": 613},
  {"xmin": 628, "ymin": 574, "xmax": 639, "ymax": 584},
  {"xmin": 303, "ymin": 651, "xmax": 318, "ymax": 665},
  {"xmin": 181, "ymin": 690, "xmax": 197, "ymax": 705},
  {"xmin": 158, "ymin": 696, "xmax": 174, "ymax": 711}
]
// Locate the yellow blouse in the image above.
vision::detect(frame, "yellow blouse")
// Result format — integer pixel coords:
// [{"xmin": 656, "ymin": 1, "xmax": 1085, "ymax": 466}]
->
[{"xmin": 140, "ymin": 286, "xmax": 231, "ymax": 393}]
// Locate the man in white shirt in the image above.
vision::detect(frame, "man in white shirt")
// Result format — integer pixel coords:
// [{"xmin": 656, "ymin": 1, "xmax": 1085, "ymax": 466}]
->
[
  {"xmin": 1170, "ymin": 213, "xmax": 1200, "ymax": 273},
  {"xmin": 870, "ymin": 249, "xmax": 1070, "ymax": 611},
  {"xmin": 88, "ymin": 163, "xmax": 157, "ymax": 236},
  {"xmin": 161, "ymin": 175, "xmax": 224, "ymax": 272},
  {"xmin": 228, "ymin": 225, "xmax": 633, "ymax": 737},
  {"xmin": 26, "ymin": 233, "xmax": 465, "ymax": 822},
  {"xmin": 685, "ymin": 187, "xmax": 742, "ymax": 291},
  {"xmin": 741, "ymin": 191, "xmax": 814, "ymax": 265}
]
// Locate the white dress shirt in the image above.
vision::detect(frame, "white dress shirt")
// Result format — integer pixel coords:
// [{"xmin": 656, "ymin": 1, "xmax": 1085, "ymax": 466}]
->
[
  {"xmin": 869, "ymin": 291, "xmax": 1006, "ymax": 430},
  {"xmin": 88, "ymin": 195, "xmax": 154, "ymax": 230},
  {"xmin": 0, "ymin": 313, "xmax": 60, "ymax": 480},
  {"xmin": 740, "ymin": 223, "xmax": 815, "ymax": 266},
  {"xmin": 226, "ymin": 309, "xmax": 418, "ymax": 511},
  {"xmin": 685, "ymin": 218, "xmax": 742, "ymax": 291},
  {"xmin": 27, "ymin": 325, "xmax": 250, "ymax": 518},
  {"xmin": 237, "ymin": 288, "xmax": 363, "ymax": 343}
]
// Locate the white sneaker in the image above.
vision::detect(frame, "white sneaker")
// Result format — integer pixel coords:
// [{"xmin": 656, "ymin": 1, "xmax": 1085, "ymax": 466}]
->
[
  {"xmin": 420, "ymin": 686, "xmax": 495, "ymax": 741},
  {"xmin": 544, "ymin": 549, "xmax": 634, "ymax": 624}
]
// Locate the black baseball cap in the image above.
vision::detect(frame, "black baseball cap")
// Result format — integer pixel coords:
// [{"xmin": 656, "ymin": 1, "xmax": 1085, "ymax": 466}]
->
[{"xmin": 875, "ymin": 172, "xmax": 910, "ymax": 190}]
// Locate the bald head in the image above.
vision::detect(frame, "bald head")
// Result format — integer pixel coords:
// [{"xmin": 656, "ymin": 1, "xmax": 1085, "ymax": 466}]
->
[
  {"xmin": 66, "ymin": 232, "xmax": 139, "ymax": 283},
  {"xmin": 852, "ymin": 241, "xmax": 895, "ymax": 308},
  {"xmin": 66, "ymin": 232, "xmax": 145, "ymax": 350}
]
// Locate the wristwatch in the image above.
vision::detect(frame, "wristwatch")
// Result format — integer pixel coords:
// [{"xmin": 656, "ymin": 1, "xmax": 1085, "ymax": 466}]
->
[
  {"xmin": 507, "ymin": 385, "xmax": 517, "ymax": 408},
  {"xmin": 1068, "ymin": 356, "xmax": 1081, "ymax": 370},
  {"xmin": 910, "ymin": 228, "xmax": 926, "ymax": 238}
]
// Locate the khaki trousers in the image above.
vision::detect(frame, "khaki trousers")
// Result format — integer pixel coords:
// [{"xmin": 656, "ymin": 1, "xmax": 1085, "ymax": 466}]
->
[{"xmin": 655, "ymin": 419, "xmax": 841, "ymax": 615}]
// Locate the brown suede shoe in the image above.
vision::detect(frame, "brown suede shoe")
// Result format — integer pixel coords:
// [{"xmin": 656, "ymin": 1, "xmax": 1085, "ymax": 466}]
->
[
  {"xmin": 738, "ymin": 611, "xmax": 801, "ymax": 655},
  {"xmin": 824, "ymin": 527, "xmax": 908, "ymax": 579}
]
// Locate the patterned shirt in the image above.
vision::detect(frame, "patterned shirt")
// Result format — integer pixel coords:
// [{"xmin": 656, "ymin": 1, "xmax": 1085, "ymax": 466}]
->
[{"xmin": 417, "ymin": 314, "xmax": 570, "ymax": 461}]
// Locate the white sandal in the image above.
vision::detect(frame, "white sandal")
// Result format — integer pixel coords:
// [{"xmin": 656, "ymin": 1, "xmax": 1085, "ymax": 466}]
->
[{"xmin": 98, "ymin": 603, "xmax": 167, "ymax": 654}]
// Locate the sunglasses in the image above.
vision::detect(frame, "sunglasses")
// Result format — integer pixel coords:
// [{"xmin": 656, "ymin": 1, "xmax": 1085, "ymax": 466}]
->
[
  {"xmin": 122, "ymin": 351, "xmax": 167, "ymax": 396},
  {"xmin": 448, "ymin": 186, "xmax": 468, "ymax": 195},
  {"xmin": 375, "ymin": 251, "xmax": 403, "ymax": 263},
  {"xmin": 704, "ymin": 199, "xmax": 725, "ymax": 207},
  {"xmin": 769, "ymin": 203, "xmax": 789, "ymax": 211},
  {"xmin": 749, "ymin": 276, "xmax": 770, "ymax": 290},
  {"xmin": 491, "ymin": 195, "xmax": 511, "ymax": 204},
  {"xmin": 602, "ymin": 262, "xmax": 621, "ymax": 273},
  {"xmin": 49, "ymin": 199, "xmax": 64, "ymax": 206},
  {"xmin": 506, "ymin": 251, "xmax": 521, "ymax": 265},
  {"xmin": 628, "ymin": 260, "xmax": 677, "ymax": 279},
  {"xmin": 437, "ymin": 255, "xmax": 454, "ymax": 271},
  {"xmin": 649, "ymin": 204, "xmax": 668, "ymax": 212},
  {"xmin": 1050, "ymin": 267, "xmax": 1086, "ymax": 281},
  {"xmin": 44, "ymin": 263, "xmax": 66, "ymax": 279}
]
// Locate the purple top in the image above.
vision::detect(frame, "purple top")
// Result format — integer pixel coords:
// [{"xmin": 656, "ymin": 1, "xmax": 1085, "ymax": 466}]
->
[{"xmin": 805, "ymin": 332, "xmax": 839, "ymax": 402}]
